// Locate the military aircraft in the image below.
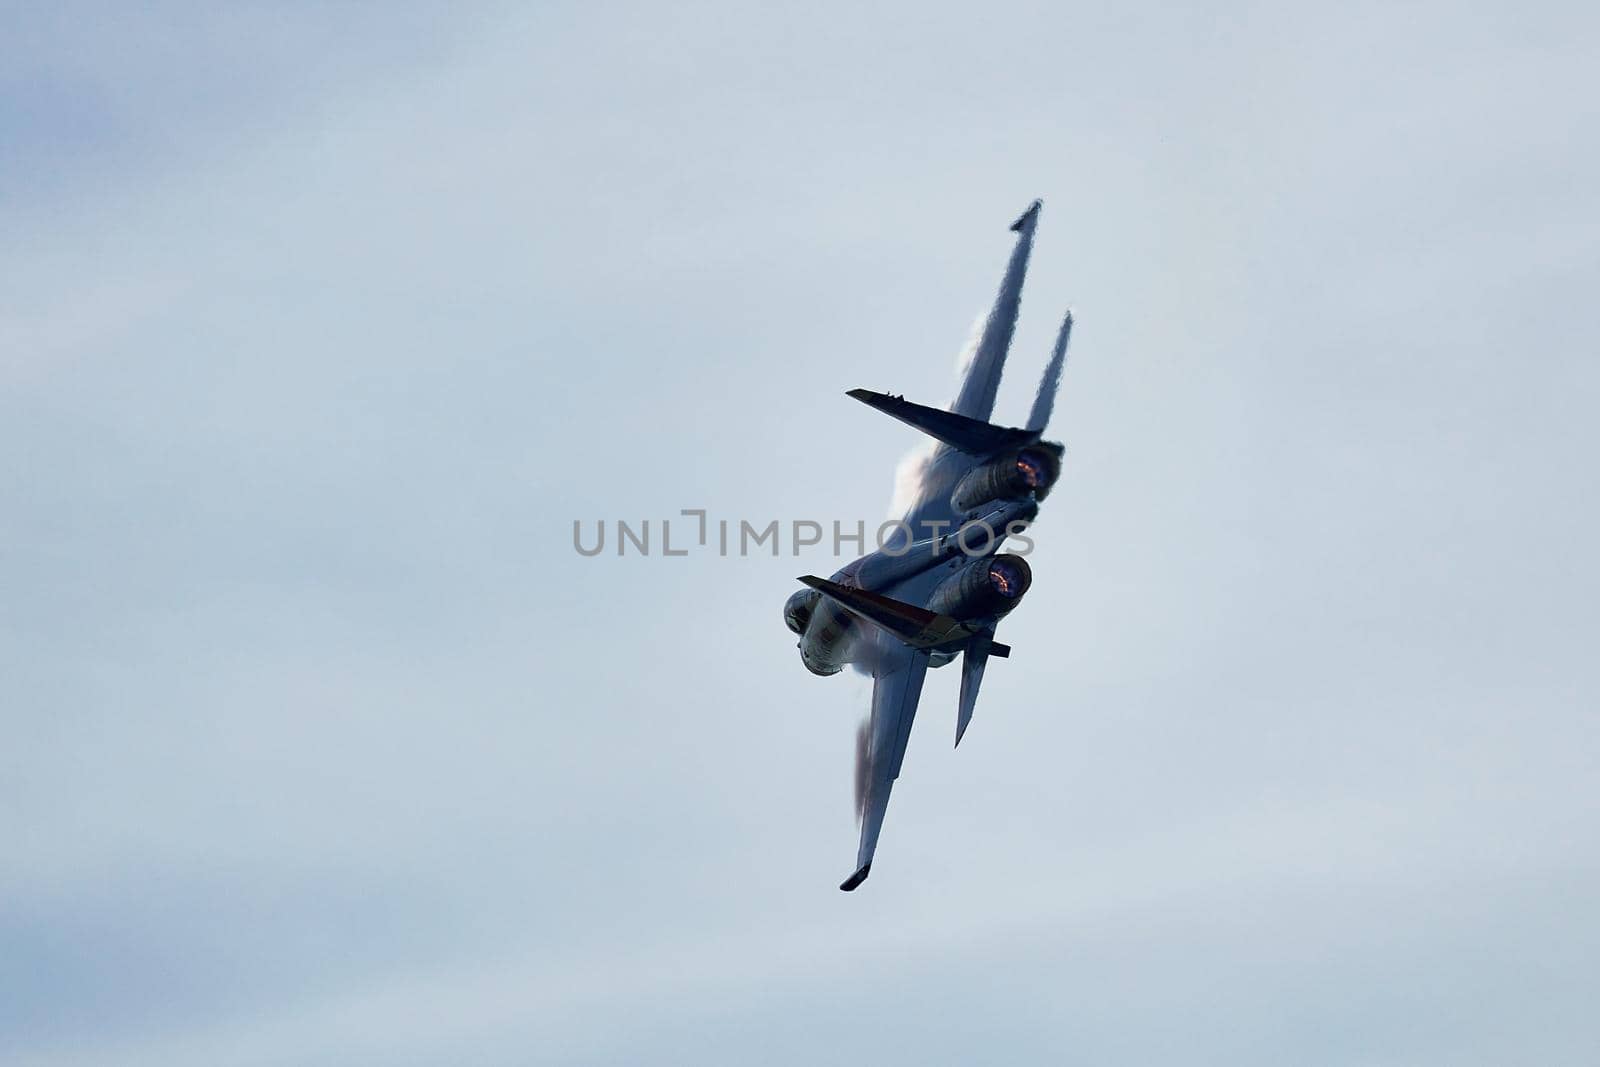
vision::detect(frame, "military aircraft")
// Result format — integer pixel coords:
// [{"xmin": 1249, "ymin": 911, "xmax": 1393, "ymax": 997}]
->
[{"xmin": 784, "ymin": 199, "xmax": 1073, "ymax": 891}]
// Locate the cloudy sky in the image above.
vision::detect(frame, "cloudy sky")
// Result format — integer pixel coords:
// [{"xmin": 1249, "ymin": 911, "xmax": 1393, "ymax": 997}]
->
[{"xmin": 3, "ymin": 3, "xmax": 1598, "ymax": 1063}]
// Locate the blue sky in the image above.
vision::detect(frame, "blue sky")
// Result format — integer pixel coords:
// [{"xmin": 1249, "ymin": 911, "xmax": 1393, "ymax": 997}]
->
[{"xmin": 3, "ymin": 3, "xmax": 1598, "ymax": 1064}]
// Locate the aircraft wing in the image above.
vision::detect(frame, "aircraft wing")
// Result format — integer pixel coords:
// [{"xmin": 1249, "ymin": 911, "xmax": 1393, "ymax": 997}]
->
[
  {"xmin": 950, "ymin": 198, "xmax": 1040, "ymax": 422},
  {"xmin": 840, "ymin": 641, "xmax": 931, "ymax": 891},
  {"xmin": 886, "ymin": 200, "xmax": 1045, "ymax": 542}
]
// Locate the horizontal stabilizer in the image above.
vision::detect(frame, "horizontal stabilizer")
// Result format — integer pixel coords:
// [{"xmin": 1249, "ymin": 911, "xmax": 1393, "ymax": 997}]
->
[
  {"xmin": 798, "ymin": 576, "xmax": 961, "ymax": 649},
  {"xmin": 847, "ymin": 389, "xmax": 1038, "ymax": 456},
  {"xmin": 839, "ymin": 863, "xmax": 872, "ymax": 891}
]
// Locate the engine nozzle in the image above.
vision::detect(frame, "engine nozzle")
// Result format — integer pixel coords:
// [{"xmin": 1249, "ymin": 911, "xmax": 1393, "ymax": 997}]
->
[
  {"xmin": 928, "ymin": 553, "xmax": 1033, "ymax": 620},
  {"xmin": 950, "ymin": 444, "xmax": 1063, "ymax": 512}
]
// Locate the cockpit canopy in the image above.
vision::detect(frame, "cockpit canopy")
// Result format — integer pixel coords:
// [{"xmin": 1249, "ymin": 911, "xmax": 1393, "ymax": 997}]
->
[{"xmin": 784, "ymin": 588, "xmax": 821, "ymax": 635}]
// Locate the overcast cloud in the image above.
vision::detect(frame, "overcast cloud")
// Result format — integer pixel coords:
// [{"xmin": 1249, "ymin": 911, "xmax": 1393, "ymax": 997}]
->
[{"xmin": 3, "ymin": 3, "xmax": 1598, "ymax": 1064}]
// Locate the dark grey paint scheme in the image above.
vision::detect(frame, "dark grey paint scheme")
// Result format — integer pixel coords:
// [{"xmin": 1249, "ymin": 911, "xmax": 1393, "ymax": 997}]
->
[{"xmin": 786, "ymin": 200, "xmax": 1075, "ymax": 891}]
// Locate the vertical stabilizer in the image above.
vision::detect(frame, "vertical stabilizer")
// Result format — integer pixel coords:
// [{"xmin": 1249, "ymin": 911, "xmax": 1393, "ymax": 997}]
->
[
  {"xmin": 1027, "ymin": 311, "xmax": 1073, "ymax": 432},
  {"xmin": 955, "ymin": 631, "xmax": 995, "ymax": 747}
]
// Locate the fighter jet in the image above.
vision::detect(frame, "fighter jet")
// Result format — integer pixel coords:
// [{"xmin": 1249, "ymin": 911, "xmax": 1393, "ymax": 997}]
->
[{"xmin": 784, "ymin": 199, "xmax": 1073, "ymax": 891}]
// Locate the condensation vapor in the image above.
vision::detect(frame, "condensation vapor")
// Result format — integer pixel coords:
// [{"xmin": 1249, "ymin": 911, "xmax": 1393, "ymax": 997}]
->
[
  {"xmin": 853, "ymin": 718, "xmax": 871, "ymax": 822},
  {"xmin": 887, "ymin": 313, "xmax": 985, "ymax": 518}
]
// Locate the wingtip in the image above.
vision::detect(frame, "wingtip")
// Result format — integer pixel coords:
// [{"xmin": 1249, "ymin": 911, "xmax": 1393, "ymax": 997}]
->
[
  {"xmin": 839, "ymin": 863, "xmax": 872, "ymax": 891},
  {"xmin": 1009, "ymin": 198, "xmax": 1043, "ymax": 232}
]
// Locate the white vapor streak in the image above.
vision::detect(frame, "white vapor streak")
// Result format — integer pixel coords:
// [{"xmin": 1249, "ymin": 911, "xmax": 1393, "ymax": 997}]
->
[{"xmin": 886, "ymin": 311, "xmax": 985, "ymax": 518}]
